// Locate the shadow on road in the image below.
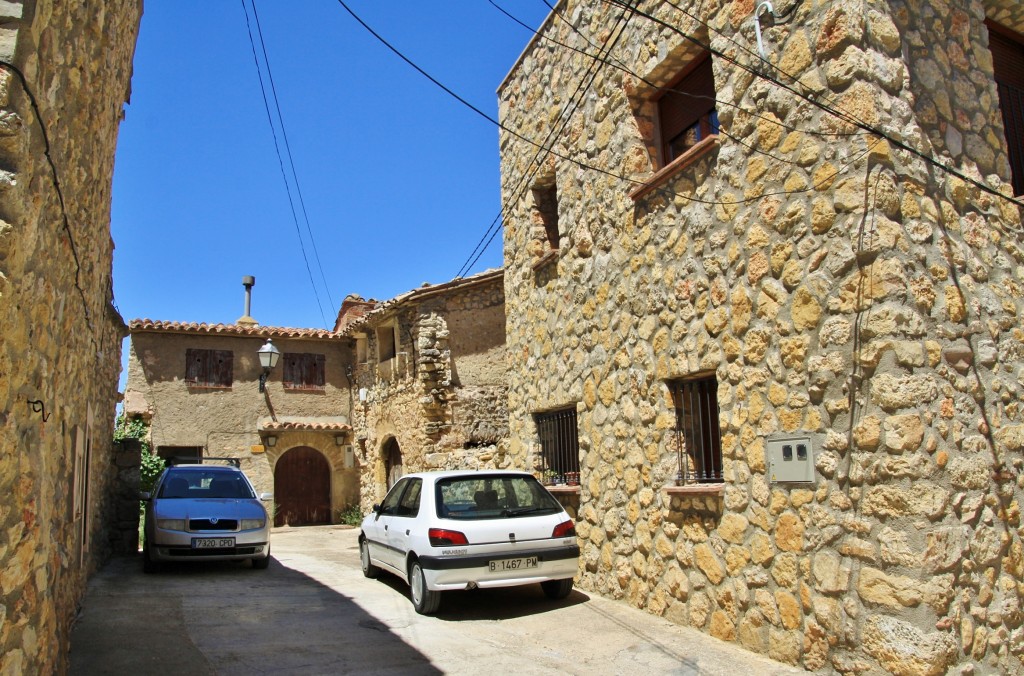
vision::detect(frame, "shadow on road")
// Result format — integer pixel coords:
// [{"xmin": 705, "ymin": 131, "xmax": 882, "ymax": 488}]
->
[
  {"xmin": 70, "ymin": 552, "xmax": 441, "ymax": 675},
  {"xmin": 368, "ymin": 569, "xmax": 589, "ymax": 621}
]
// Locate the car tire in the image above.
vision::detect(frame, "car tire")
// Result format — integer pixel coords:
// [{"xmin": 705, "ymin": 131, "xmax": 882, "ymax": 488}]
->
[
  {"xmin": 360, "ymin": 538, "xmax": 379, "ymax": 578},
  {"xmin": 541, "ymin": 578, "xmax": 573, "ymax": 600},
  {"xmin": 142, "ymin": 539, "xmax": 159, "ymax": 574},
  {"xmin": 252, "ymin": 548, "xmax": 270, "ymax": 570},
  {"xmin": 410, "ymin": 561, "xmax": 441, "ymax": 615}
]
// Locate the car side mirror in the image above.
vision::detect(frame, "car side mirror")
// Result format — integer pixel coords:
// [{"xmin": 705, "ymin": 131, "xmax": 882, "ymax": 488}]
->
[
  {"xmin": 259, "ymin": 492, "xmax": 273, "ymax": 501},
  {"xmin": 138, "ymin": 491, "xmax": 151, "ymax": 501}
]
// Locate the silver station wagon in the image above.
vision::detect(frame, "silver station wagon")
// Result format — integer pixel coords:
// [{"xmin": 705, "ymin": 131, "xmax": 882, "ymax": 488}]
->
[
  {"xmin": 141, "ymin": 462, "xmax": 272, "ymax": 572},
  {"xmin": 359, "ymin": 470, "xmax": 580, "ymax": 614}
]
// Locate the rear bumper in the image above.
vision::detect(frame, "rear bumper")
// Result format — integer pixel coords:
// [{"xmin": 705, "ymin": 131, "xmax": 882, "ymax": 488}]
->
[{"xmin": 419, "ymin": 544, "xmax": 580, "ymax": 591}]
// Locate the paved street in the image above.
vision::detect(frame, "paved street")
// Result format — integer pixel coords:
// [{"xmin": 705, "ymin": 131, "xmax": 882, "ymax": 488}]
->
[{"xmin": 70, "ymin": 525, "xmax": 801, "ymax": 675}]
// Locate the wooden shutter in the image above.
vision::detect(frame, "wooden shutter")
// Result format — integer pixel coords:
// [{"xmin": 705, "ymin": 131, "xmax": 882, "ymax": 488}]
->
[
  {"xmin": 284, "ymin": 353, "xmax": 325, "ymax": 390},
  {"xmin": 989, "ymin": 24, "xmax": 1024, "ymax": 195},
  {"xmin": 185, "ymin": 348, "xmax": 233, "ymax": 388},
  {"xmin": 658, "ymin": 54, "xmax": 716, "ymax": 161}
]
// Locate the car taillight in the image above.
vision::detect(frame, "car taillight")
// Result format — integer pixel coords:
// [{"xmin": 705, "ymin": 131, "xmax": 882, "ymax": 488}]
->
[
  {"xmin": 429, "ymin": 528, "xmax": 469, "ymax": 546},
  {"xmin": 552, "ymin": 520, "xmax": 576, "ymax": 538}
]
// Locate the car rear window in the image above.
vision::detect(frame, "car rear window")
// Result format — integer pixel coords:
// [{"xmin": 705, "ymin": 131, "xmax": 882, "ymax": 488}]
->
[
  {"xmin": 158, "ymin": 470, "xmax": 255, "ymax": 499},
  {"xmin": 436, "ymin": 475, "xmax": 562, "ymax": 520}
]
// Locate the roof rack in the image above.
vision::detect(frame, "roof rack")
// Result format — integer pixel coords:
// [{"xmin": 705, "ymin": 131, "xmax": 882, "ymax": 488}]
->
[{"xmin": 167, "ymin": 456, "xmax": 240, "ymax": 468}]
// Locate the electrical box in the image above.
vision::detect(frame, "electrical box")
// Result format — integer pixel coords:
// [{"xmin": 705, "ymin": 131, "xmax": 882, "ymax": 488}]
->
[
  {"xmin": 343, "ymin": 445, "xmax": 355, "ymax": 469},
  {"xmin": 767, "ymin": 435, "xmax": 815, "ymax": 484}
]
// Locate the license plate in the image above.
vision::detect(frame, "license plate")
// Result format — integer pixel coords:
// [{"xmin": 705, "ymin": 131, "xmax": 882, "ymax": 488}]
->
[
  {"xmin": 488, "ymin": 556, "xmax": 538, "ymax": 572},
  {"xmin": 192, "ymin": 538, "xmax": 234, "ymax": 549}
]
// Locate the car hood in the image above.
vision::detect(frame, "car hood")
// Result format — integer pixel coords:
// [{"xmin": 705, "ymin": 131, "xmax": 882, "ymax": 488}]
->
[{"xmin": 152, "ymin": 499, "xmax": 267, "ymax": 521}]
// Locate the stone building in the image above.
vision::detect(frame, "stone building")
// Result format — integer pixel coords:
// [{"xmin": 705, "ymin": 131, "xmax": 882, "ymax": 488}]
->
[
  {"xmin": 342, "ymin": 269, "xmax": 510, "ymax": 509},
  {"xmin": 124, "ymin": 315, "xmax": 359, "ymax": 526},
  {"xmin": 0, "ymin": 0, "xmax": 141, "ymax": 673},
  {"xmin": 498, "ymin": 1, "xmax": 1024, "ymax": 673}
]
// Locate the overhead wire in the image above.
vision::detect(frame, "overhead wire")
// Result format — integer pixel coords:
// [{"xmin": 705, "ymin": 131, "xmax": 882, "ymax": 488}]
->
[
  {"xmin": 241, "ymin": 0, "xmax": 331, "ymax": 329},
  {"xmin": 249, "ymin": 1, "xmax": 337, "ymax": 318}
]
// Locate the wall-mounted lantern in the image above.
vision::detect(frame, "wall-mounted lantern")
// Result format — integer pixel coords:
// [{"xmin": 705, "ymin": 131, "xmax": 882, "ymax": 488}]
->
[
  {"xmin": 257, "ymin": 339, "xmax": 281, "ymax": 393},
  {"xmin": 265, "ymin": 435, "xmax": 277, "ymax": 447}
]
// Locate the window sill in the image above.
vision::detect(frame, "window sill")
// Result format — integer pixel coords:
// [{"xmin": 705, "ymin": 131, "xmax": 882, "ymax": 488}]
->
[
  {"xmin": 186, "ymin": 384, "xmax": 232, "ymax": 390},
  {"xmin": 545, "ymin": 485, "xmax": 581, "ymax": 494},
  {"xmin": 531, "ymin": 248, "xmax": 559, "ymax": 271},
  {"xmin": 663, "ymin": 483, "xmax": 725, "ymax": 496},
  {"xmin": 628, "ymin": 135, "xmax": 719, "ymax": 201}
]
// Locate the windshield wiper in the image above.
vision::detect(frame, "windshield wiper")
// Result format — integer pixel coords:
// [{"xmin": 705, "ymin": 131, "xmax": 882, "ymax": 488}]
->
[{"xmin": 502, "ymin": 507, "xmax": 550, "ymax": 517}]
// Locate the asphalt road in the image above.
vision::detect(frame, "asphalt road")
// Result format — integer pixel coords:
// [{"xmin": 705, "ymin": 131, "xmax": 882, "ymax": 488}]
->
[{"xmin": 69, "ymin": 525, "xmax": 802, "ymax": 675}]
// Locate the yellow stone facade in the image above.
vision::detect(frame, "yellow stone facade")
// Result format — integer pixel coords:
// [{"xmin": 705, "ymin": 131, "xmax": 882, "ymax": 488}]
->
[{"xmin": 499, "ymin": 1, "xmax": 1024, "ymax": 672}]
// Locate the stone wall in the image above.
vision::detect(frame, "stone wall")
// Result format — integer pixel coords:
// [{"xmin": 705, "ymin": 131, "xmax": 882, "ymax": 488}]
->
[
  {"xmin": 0, "ymin": 1, "xmax": 141, "ymax": 672},
  {"xmin": 499, "ymin": 1, "xmax": 1023, "ymax": 673}
]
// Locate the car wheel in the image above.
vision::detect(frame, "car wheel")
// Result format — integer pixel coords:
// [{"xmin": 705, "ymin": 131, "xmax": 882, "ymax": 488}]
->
[
  {"xmin": 252, "ymin": 548, "xmax": 271, "ymax": 570},
  {"xmin": 409, "ymin": 561, "xmax": 441, "ymax": 615},
  {"xmin": 541, "ymin": 578, "xmax": 573, "ymax": 600},
  {"xmin": 360, "ymin": 538, "xmax": 379, "ymax": 578},
  {"xmin": 142, "ymin": 538, "xmax": 159, "ymax": 574}
]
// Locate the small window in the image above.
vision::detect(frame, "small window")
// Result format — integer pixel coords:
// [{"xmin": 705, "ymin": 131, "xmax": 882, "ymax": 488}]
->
[
  {"xmin": 658, "ymin": 53, "xmax": 718, "ymax": 166},
  {"xmin": 283, "ymin": 353, "xmax": 326, "ymax": 391},
  {"xmin": 355, "ymin": 335, "xmax": 368, "ymax": 364},
  {"xmin": 534, "ymin": 408, "xmax": 579, "ymax": 483},
  {"xmin": 669, "ymin": 375, "xmax": 723, "ymax": 484},
  {"xmin": 989, "ymin": 23, "xmax": 1024, "ymax": 196},
  {"xmin": 185, "ymin": 349, "xmax": 233, "ymax": 388},
  {"xmin": 376, "ymin": 324, "xmax": 397, "ymax": 362},
  {"xmin": 532, "ymin": 178, "xmax": 559, "ymax": 252}
]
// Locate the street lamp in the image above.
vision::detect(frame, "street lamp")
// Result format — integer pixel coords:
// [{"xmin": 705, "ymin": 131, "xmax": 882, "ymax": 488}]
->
[{"xmin": 257, "ymin": 339, "xmax": 280, "ymax": 393}]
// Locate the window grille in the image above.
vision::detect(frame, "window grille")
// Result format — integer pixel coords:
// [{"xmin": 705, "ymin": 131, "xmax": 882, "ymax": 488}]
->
[
  {"xmin": 535, "ymin": 408, "xmax": 579, "ymax": 483},
  {"xmin": 669, "ymin": 376, "xmax": 723, "ymax": 484}
]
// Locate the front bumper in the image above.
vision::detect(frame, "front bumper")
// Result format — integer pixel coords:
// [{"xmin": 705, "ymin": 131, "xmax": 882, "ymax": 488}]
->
[{"xmin": 149, "ymin": 528, "xmax": 271, "ymax": 562}]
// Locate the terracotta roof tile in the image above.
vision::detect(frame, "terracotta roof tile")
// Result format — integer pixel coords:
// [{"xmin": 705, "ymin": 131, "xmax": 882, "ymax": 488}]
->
[
  {"xmin": 260, "ymin": 420, "xmax": 352, "ymax": 433},
  {"xmin": 128, "ymin": 319, "xmax": 340, "ymax": 340}
]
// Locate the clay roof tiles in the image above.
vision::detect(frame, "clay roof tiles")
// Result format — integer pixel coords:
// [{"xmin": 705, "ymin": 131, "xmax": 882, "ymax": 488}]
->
[
  {"xmin": 128, "ymin": 319, "xmax": 340, "ymax": 340},
  {"xmin": 260, "ymin": 420, "xmax": 352, "ymax": 433}
]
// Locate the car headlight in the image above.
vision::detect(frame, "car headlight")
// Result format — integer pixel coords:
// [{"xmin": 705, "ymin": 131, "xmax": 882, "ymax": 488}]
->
[
  {"xmin": 156, "ymin": 519, "xmax": 186, "ymax": 531},
  {"xmin": 241, "ymin": 519, "xmax": 266, "ymax": 530}
]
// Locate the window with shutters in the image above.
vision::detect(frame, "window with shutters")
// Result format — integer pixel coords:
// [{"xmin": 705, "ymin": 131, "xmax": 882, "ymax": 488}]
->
[
  {"xmin": 185, "ymin": 348, "xmax": 233, "ymax": 388},
  {"xmin": 283, "ymin": 352, "xmax": 326, "ymax": 391},
  {"xmin": 657, "ymin": 53, "xmax": 718, "ymax": 167},
  {"xmin": 989, "ymin": 22, "xmax": 1024, "ymax": 196},
  {"xmin": 628, "ymin": 49, "xmax": 719, "ymax": 201}
]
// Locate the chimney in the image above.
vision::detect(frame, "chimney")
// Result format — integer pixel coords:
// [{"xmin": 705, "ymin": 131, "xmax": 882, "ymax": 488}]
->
[{"xmin": 237, "ymin": 275, "xmax": 258, "ymax": 327}]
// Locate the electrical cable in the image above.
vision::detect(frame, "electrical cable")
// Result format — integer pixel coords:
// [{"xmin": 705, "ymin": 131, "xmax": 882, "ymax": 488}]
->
[
  {"xmin": 249, "ymin": 1, "xmax": 337, "ymax": 319},
  {"xmin": 241, "ymin": 0, "xmax": 330, "ymax": 329},
  {"xmin": 0, "ymin": 60, "xmax": 94, "ymax": 333}
]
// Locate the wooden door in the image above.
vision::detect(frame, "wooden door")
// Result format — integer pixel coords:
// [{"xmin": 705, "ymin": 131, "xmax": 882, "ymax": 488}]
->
[{"xmin": 274, "ymin": 447, "xmax": 331, "ymax": 526}]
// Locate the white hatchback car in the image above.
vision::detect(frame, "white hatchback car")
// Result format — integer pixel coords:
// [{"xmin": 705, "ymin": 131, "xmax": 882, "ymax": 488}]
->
[{"xmin": 359, "ymin": 470, "xmax": 580, "ymax": 614}]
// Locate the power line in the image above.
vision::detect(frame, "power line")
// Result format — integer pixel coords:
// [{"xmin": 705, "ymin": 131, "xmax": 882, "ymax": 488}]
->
[
  {"xmin": 249, "ymin": 1, "xmax": 337, "ymax": 318},
  {"xmin": 241, "ymin": 0, "xmax": 330, "ymax": 329}
]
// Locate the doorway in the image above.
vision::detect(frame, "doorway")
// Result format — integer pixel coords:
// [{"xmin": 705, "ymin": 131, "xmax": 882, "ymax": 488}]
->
[
  {"xmin": 273, "ymin": 446, "xmax": 331, "ymax": 526},
  {"xmin": 383, "ymin": 437, "xmax": 403, "ymax": 489}
]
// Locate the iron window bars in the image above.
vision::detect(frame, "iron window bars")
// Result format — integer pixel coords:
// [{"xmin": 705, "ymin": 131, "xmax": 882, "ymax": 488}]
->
[
  {"xmin": 669, "ymin": 376, "xmax": 723, "ymax": 484},
  {"xmin": 535, "ymin": 408, "xmax": 580, "ymax": 485}
]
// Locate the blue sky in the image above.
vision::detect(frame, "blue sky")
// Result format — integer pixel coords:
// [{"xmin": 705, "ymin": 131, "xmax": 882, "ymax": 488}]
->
[{"xmin": 111, "ymin": 1, "xmax": 551, "ymax": 331}]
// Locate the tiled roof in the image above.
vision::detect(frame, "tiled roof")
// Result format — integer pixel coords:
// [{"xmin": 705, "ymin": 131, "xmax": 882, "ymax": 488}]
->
[
  {"xmin": 259, "ymin": 420, "xmax": 352, "ymax": 433},
  {"xmin": 339, "ymin": 268, "xmax": 503, "ymax": 336},
  {"xmin": 128, "ymin": 319, "xmax": 340, "ymax": 340}
]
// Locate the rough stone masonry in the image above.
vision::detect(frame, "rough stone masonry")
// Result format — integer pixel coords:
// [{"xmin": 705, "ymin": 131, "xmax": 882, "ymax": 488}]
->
[{"xmin": 499, "ymin": 1, "xmax": 1024, "ymax": 673}]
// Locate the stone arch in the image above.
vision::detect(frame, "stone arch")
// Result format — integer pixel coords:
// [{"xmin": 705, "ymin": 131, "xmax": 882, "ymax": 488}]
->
[{"xmin": 273, "ymin": 446, "xmax": 331, "ymax": 526}]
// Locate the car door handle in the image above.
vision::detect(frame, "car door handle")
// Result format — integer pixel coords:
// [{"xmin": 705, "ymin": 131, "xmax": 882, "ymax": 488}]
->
[
  {"xmin": 405, "ymin": 529, "xmax": 410, "ymax": 535},
  {"xmin": 384, "ymin": 525, "xmax": 388, "ymax": 531}
]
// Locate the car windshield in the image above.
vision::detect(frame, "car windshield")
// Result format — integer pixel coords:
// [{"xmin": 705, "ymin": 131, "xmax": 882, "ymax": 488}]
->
[
  {"xmin": 436, "ymin": 475, "xmax": 561, "ymax": 520},
  {"xmin": 158, "ymin": 471, "xmax": 255, "ymax": 499}
]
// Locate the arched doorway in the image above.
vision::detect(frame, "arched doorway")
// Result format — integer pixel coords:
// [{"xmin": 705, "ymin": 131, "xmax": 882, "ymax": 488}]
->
[
  {"xmin": 273, "ymin": 446, "xmax": 331, "ymax": 526},
  {"xmin": 383, "ymin": 437, "xmax": 403, "ymax": 489}
]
